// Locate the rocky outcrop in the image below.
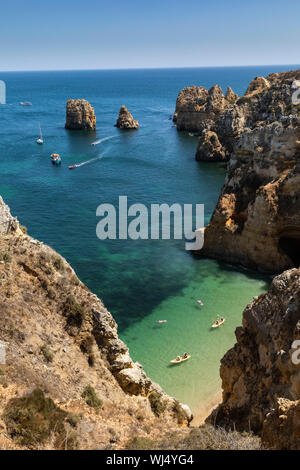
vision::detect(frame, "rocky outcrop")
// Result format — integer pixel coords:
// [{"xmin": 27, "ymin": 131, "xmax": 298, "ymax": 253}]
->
[
  {"xmin": 0, "ymin": 196, "xmax": 19, "ymax": 235},
  {"xmin": 173, "ymin": 85, "xmax": 234, "ymax": 136},
  {"xmin": 209, "ymin": 268, "xmax": 300, "ymax": 449},
  {"xmin": 65, "ymin": 99, "xmax": 96, "ymax": 130},
  {"xmin": 200, "ymin": 121, "xmax": 300, "ymax": 273},
  {"xmin": 196, "ymin": 70, "xmax": 300, "ymax": 273},
  {"xmin": 195, "ymin": 130, "xmax": 226, "ymax": 161},
  {"xmin": 115, "ymin": 105, "xmax": 139, "ymax": 129},
  {"xmin": 174, "ymin": 69, "xmax": 300, "ymax": 162},
  {"xmin": 0, "ymin": 197, "xmax": 191, "ymax": 449}
]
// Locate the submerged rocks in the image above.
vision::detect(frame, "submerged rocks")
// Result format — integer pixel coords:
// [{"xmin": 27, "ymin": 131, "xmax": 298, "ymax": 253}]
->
[
  {"xmin": 209, "ymin": 268, "xmax": 300, "ymax": 449},
  {"xmin": 65, "ymin": 99, "xmax": 96, "ymax": 130},
  {"xmin": 115, "ymin": 105, "xmax": 139, "ymax": 129}
]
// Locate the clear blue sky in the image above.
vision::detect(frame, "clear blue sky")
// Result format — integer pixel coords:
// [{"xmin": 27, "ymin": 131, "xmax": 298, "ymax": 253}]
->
[{"xmin": 1, "ymin": 0, "xmax": 299, "ymax": 71}]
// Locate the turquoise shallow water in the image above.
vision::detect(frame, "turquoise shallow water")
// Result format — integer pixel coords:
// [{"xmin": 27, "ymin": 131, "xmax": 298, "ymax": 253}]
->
[{"xmin": 0, "ymin": 66, "xmax": 290, "ymax": 412}]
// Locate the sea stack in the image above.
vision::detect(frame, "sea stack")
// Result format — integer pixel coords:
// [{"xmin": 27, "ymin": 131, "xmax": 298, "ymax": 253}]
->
[
  {"xmin": 65, "ymin": 99, "xmax": 96, "ymax": 130},
  {"xmin": 115, "ymin": 105, "xmax": 139, "ymax": 129}
]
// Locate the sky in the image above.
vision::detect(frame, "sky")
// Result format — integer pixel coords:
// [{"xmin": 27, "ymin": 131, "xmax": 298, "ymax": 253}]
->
[{"xmin": 0, "ymin": 0, "xmax": 300, "ymax": 71}]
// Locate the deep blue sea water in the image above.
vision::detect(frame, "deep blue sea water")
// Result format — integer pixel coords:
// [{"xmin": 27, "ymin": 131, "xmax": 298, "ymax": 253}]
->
[{"xmin": 0, "ymin": 65, "xmax": 296, "ymax": 413}]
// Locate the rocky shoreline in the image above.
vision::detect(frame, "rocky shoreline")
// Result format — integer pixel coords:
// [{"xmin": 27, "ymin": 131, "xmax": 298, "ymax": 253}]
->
[
  {"xmin": 0, "ymin": 196, "xmax": 192, "ymax": 449},
  {"xmin": 173, "ymin": 69, "xmax": 300, "ymax": 448}
]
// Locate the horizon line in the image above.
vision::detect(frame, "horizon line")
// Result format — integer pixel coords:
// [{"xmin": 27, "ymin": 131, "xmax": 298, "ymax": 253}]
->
[{"xmin": 1, "ymin": 63, "xmax": 300, "ymax": 73}]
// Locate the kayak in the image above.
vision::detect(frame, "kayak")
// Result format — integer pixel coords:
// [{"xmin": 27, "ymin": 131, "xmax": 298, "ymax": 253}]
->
[
  {"xmin": 170, "ymin": 354, "xmax": 191, "ymax": 364},
  {"xmin": 211, "ymin": 319, "xmax": 225, "ymax": 328},
  {"xmin": 157, "ymin": 320, "xmax": 167, "ymax": 324}
]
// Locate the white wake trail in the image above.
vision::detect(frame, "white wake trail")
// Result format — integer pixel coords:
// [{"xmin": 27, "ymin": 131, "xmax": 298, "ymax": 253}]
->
[
  {"xmin": 75, "ymin": 154, "xmax": 104, "ymax": 167},
  {"xmin": 91, "ymin": 135, "xmax": 115, "ymax": 146}
]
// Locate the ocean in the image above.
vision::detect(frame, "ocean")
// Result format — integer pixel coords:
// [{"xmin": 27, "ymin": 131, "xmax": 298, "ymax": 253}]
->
[{"xmin": 1, "ymin": 65, "xmax": 293, "ymax": 416}]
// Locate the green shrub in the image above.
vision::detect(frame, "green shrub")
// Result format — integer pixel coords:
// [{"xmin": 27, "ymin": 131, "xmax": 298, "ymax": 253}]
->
[
  {"xmin": 66, "ymin": 413, "xmax": 82, "ymax": 428},
  {"xmin": 71, "ymin": 275, "xmax": 80, "ymax": 286},
  {"xmin": 52, "ymin": 256, "xmax": 65, "ymax": 272},
  {"xmin": 2, "ymin": 389, "xmax": 77, "ymax": 449},
  {"xmin": 149, "ymin": 392, "xmax": 166, "ymax": 417},
  {"xmin": 0, "ymin": 252, "xmax": 12, "ymax": 263},
  {"xmin": 82, "ymin": 385, "xmax": 103, "ymax": 410},
  {"xmin": 40, "ymin": 345, "xmax": 53, "ymax": 363},
  {"xmin": 63, "ymin": 295, "xmax": 85, "ymax": 327},
  {"xmin": 125, "ymin": 436, "xmax": 157, "ymax": 450}
]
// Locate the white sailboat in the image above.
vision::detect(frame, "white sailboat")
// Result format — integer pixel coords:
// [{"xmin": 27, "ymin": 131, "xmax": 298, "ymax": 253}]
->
[{"xmin": 36, "ymin": 122, "xmax": 44, "ymax": 144}]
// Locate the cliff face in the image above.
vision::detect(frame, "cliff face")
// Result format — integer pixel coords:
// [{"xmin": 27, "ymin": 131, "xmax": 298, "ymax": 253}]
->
[
  {"xmin": 173, "ymin": 85, "xmax": 237, "ymax": 140},
  {"xmin": 115, "ymin": 105, "xmax": 139, "ymax": 129},
  {"xmin": 174, "ymin": 69, "xmax": 300, "ymax": 163},
  {"xmin": 196, "ymin": 70, "xmax": 300, "ymax": 273},
  {"xmin": 0, "ymin": 197, "xmax": 191, "ymax": 449},
  {"xmin": 201, "ymin": 123, "xmax": 300, "ymax": 273},
  {"xmin": 65, "ymin": 99, "xmax": 96, "ymax": 130},
  {"xmin": 210, "ymin": 268, "xmax": 300, "ymax": 450}
]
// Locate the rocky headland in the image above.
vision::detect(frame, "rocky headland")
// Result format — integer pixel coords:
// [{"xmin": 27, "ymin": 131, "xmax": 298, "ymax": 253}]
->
[
  {"xmin": 65, "ymin": 99, "xmax": 96, "ymax": 130},
  {"xmin": 115, "ymin": 105, "xmax": 139, "ymax": 129},
  {"xmin": 209, "ymin": 267, "xmax": 300, "ymax": 450},
  {"xmin": 174, "ymin": 70, "xmax": 300, "ymax": 164},
  {"xmin": 0, "ymin": 196, "xmax": 196, "ymax": 450},
  {"xmin": 175, "ymin": 69, "xmax": 300, "ymax": 449},
  {"xmin": 184, "ymin": 70, "xmax": 300, "ymax": 274}
]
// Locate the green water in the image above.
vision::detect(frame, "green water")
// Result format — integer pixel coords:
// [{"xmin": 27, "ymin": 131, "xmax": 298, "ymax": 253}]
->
[
  {"xmin": 0, "ymin": 67, "xmax": 276, "ymax": 414},
  {"xmin": 122, "ymin": 260, "xmax": 268, "ymax": 412}
]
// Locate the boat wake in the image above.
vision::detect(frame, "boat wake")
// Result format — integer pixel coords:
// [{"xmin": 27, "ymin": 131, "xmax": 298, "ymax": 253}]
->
[
  {"xmin": 75, "ymin": 154, "xmax": 105, "ymax": 168},
  {"xmin": 91, "ymin": 135, "xmax": 115, "ymax": 146}
]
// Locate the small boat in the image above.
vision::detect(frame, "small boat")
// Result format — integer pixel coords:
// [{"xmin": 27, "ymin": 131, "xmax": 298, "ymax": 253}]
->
[
  {"xmin": 188, "ymin": 133, "xmax": 194, "ymax": 137},
  {"xmin": 50, "ymin": 153, "xmax": 62, "ymax": 165},
  {"xmin": 170, "ymin": 354, "xmax": 191, "ymax": 364},
  {"xmin": 197, "ymin": 300, "xmax": 204, "ymax": 306},
  {"xmin": 36, "ymin": 122, "xmax": 43, "ymax": 144},
  {"xmin": 69, "ymin": 164, "xmax": 77, "ymax": 170},
  {"xmin": 20, "ymin": 101, "xmax": 32, "ymax": 106},
  {"xmin": 157, "ymin": 320, "xmax": 167, "ymax": 324},
  {"xmin": 211, "ymin": 318, "xmax": 225, "ymax": 328}
]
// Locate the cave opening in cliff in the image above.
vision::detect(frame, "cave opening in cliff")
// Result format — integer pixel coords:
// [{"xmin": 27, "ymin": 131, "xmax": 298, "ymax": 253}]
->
[{"xmin": 278, "ymin": 230, "xmax": 300, "ymax": 267}]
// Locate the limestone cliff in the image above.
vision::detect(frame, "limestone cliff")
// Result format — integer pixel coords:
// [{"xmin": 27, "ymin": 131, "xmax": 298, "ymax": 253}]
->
[
  {"xmin": 65, "ymin": 99, "xmax": 96, "ymax": 130},
  {"xmin": 174, "ymin": 69, "xmax": 300, "ymax": 162},
  {"xmin": 0, "ymin": 197, "xmax": 191, "ymax": 450},
  {"xmin": 173, "ymin": 85, "xmax": 236, "ymax": 139},
  {"xmin": 197, "ymin": 70, "xmax": 300, "ymax": 273},
  {"xmin": 209, "ymin": 268, "xmax": 300, "ymax": 450},
  {"xmin": 115, "ymin": 105, "xmax": 139, "ymax": 130}
]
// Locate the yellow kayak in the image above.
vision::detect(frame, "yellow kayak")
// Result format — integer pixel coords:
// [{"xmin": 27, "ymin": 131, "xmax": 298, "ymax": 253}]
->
[
  {"xmin": 211, "ymin": 319, "xmax": 225, "ymax": 328},
  {"xmin": 170, "ymin": 354, "xmax": 191, "ymax": 364}
]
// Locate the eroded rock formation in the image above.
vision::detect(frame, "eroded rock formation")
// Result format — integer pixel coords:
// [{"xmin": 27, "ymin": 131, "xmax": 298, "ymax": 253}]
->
[
  {"xmin": 174, "ymin": 69, "xmax": 300, "ymax": 162},
  {"xmin": 65, "ymin": 99, "xmax": 96, "ymax": 130},
  {"xmin": 0, "ymin": 198, "xmax": 192, "ymax": 449},
  {"xmin": 173, "ymin": 85, "xmax": 235, "ymax": 137},
  {"xmin": 209, "ymin": 268, "xmax": 300, "ymax": 449},
  {"xmin": 196, "ymin": 70, "xmax": 300, "ymax": 273},
  {"xmin": 115, "ymin": 105, "xmax": 139, "ymax": 129}
]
